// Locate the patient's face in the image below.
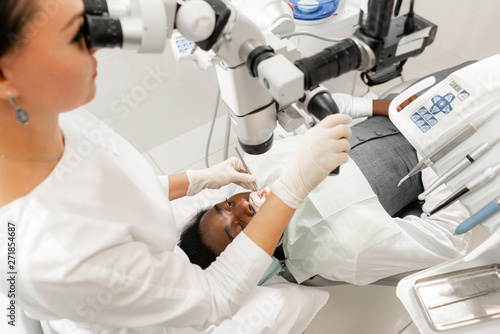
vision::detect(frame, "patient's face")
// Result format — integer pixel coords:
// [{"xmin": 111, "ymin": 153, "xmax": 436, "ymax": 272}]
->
[{"xmin": 199, "ymin": 192, "xmax": 256, "ymax": 256}]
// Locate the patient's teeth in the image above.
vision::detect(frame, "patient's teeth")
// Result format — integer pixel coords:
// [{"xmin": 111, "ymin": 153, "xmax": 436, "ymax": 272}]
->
[
  {"xmin": 249, "ymin": 192, "xmax": 265, "ymax": 211},
  {"xmin": 249, "ymin": 186, "xmax": 270, "ymax": 212}
]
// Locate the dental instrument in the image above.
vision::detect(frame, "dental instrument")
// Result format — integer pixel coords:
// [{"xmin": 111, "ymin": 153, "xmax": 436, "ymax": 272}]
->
[
  {"xmin": 398, "ymin": 107, "xmax": 498, "ymax": 186},
  {"xmin": 418, "ymin": 132, "xmax": 500, "ymax": 200},
  {"xmin": 428, "ymin": 163, "xmax": 500, "ymax": 216},
  {"xmin": 234, "ymin": 147, "xmax": 260, "ymax": 192},
  {"xmin": 455, "ymin": 196, "xmax": 500, "ymax": 235},
  {"xmin": 428, "ymin": 287, "xmax": 500, "ymax": 310}
]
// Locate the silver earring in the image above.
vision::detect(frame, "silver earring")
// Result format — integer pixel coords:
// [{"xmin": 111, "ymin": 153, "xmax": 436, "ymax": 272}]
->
[{"xmin": 7, "ymin": 91, "xmax": 29, "ymax": 125}]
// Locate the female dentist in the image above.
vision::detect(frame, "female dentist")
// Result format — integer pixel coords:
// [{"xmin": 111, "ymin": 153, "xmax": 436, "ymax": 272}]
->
[{"xmin": 0, "ymin": 0, "xmax": 352, "ymax": 332}]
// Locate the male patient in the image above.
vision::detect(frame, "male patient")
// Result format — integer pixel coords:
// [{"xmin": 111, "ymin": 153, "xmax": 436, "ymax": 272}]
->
[{"xmin": 178, "ymin": 94, "xmax": 471, "ymax": 285}]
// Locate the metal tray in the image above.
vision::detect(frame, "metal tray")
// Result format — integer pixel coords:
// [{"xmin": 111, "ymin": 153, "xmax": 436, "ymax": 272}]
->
[{"xmin": 413, "ymin": 264, "xmax": 500, "ymax": 331}]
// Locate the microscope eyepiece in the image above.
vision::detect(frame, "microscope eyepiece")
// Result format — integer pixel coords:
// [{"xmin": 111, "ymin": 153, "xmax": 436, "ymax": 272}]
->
[
  {"xmin": 83, "ymin": 0, "xmax": 109, "ymax": 16},
  {"xmin": 83, "ymin": 15, "xmax": 123, "ymax": 50}
]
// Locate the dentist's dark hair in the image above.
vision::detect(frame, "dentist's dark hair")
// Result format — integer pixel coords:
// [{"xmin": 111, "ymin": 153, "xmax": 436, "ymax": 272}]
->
[
  {"xmin": 0, "ymin": 0, "xmax": 37, "ymax": 57},
  {"xmin": 178, "ymin": 209, "xmax": 217, "ymax": 269}
]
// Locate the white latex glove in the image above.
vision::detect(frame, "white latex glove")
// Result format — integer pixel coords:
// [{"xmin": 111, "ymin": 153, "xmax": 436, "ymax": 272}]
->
[
  {"xmin": 186, "ymin": 157, "xmax": 258, "ymax": 196},
  {"xmin": 271, "ymin": 114, "xmax": 352, "ymax": 209}
]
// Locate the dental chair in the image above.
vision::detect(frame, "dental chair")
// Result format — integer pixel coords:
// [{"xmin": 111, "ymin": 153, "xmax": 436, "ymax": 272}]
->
[
  {"xmin": 278, "ymin": 60, "xmax": 477, "ymax": 287},
  {"xmin": 170, "ymin": 61, "xmax": 477, "ymax": 290}
]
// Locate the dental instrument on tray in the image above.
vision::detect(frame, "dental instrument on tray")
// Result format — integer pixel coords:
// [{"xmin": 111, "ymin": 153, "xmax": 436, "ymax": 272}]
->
[
  {"xmin": 234, "ymin": 147, "xmax": 260, "ymax": 192},
  {"xmin": 428, "ymin": 163, "xmax": 500, "ymax": 216},
  {"xmin": 418, "ymin": 132, "xmax": 500, "ymax": 201},
  {"xmin": 455, "ymin": 196, "xmax": 500, "ymax": 235},
  {"xmin": 428, "ymin": 287, "xmax": 500, "ymax": 310},
  {"xmin": 398, "ymin": 107, "xmax": 498, "ymax": 187}
]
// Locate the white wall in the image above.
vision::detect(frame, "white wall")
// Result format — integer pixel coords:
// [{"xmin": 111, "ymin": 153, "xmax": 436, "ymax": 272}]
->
[{"xmin": 85, "ymin": 46, "xmax": 222, "ymax": 154}]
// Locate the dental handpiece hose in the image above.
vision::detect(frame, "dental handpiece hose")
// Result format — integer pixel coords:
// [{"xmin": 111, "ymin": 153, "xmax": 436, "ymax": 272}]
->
[
  {"xmin": 429, "ymin": 163, "xmax": 500, "ymax": 216},
  {"xmin": 419, "ymin": 132, "xmax": 500, "ymax": 201}
]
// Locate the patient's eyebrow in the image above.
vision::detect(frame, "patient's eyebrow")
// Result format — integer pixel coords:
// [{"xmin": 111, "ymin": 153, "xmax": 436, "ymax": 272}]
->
[{"xmin": 224, "ymin": 225, "xmax": 234, "ymax": 241}]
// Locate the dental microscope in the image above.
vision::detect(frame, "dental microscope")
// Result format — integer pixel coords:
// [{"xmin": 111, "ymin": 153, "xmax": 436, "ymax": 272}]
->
[{"xmin": 81, "ymin": 0, "xmax": 437, "ymax": 155}]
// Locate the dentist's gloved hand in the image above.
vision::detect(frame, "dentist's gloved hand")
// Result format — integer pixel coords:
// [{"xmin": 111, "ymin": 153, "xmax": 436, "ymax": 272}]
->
[
  {"xmin": 186, "ymin": 157, "xmax": 258, "ymax": 196},
  {"xmin": 271, "ymin": 114, "xmax": 352, "ymax": 209}
]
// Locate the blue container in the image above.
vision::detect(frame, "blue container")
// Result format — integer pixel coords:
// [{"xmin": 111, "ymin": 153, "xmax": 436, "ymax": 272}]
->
[{"xmin": 290, "ymin": 0, "xmax": 340, "ymax": 21}]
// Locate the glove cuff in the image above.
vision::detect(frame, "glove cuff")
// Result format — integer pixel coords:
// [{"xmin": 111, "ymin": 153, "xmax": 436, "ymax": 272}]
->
[
  {"xmin": 270, "ymin": 179, "xmax": 304, "ymax": 209},
  {"xmin": 186, "ymin": 169, "xmax": 209, "ymax": 197}
]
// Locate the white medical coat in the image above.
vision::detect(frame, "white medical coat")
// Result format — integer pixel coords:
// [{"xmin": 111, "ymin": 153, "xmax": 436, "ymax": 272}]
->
[{"xmin": 0, "ymin": 109, "xmax": 276, "ymax": 332}]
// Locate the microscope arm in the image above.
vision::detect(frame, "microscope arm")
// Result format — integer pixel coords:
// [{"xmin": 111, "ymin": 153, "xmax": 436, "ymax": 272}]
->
[{"xmin": 81, "ymin": 0, "xmax": 437, "ymax": 154}]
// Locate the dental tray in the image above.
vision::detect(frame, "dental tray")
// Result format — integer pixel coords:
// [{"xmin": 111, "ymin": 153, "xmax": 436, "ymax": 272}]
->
[
  {"xmin": 389, "ymin": 55, "xmax": 500, "ymax": 232},
  {"xmin": 414, "ymin": 264, "xmax": 500, "ymax": 331}
]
